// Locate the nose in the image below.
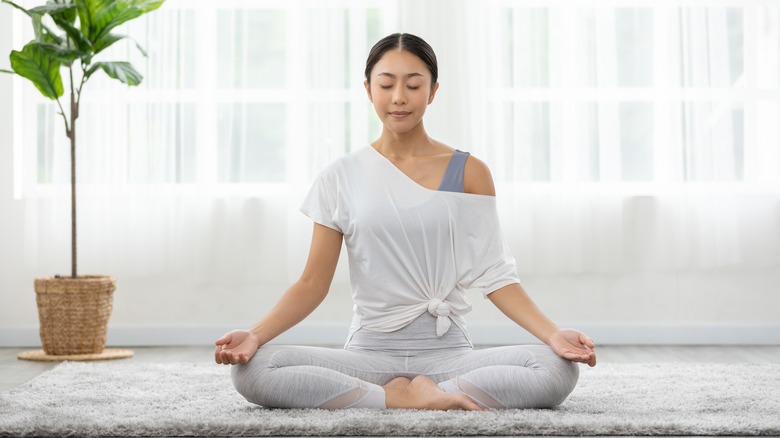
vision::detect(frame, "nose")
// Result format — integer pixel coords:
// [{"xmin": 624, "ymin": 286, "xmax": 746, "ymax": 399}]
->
[{"xmin": 392, "ymin": 84, "xmax": 406, "ymax": 105}]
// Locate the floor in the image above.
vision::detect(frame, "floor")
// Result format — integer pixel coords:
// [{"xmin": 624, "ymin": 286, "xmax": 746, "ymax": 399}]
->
[{"xmin": 2, "ymin": 345, "xmax": 780, "ymax": 392}]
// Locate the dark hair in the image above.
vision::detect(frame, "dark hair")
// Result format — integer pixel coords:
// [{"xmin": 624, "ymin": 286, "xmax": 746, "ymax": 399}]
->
[{"xmin": 364, "ymin": 33, "xmax": 438, "ymax": 89}]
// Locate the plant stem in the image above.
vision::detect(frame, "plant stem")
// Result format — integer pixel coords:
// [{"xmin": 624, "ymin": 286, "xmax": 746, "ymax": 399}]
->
[
  {"xmin": 69, "ymin": 62, "xmax": 78, "ymax": 279},
  {"xmin": 56, "ymin": 99, "xmax": 70, "ymax": 135}
]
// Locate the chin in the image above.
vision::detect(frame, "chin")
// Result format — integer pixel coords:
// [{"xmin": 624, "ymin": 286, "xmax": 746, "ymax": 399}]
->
[{"xmin": 384, "ymin": 119, "xmax": 422, "ymax": 134}]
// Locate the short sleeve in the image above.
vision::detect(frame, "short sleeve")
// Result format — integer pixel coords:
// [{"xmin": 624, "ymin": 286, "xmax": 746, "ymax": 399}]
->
[
  {"xmin": 454, "ymin": 200, "xmax": 521, "ymax": 296},
  {"xmin": 299, "ymin": 173, "xmax": 343, "ymax": 233},
  {"xmin": 458, "ymin": 237, "xmax": 521, "ymax": 297}
]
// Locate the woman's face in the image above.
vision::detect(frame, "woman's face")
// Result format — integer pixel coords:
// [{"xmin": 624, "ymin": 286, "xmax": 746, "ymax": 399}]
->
[{"xmin": 364, "ymin": 49, "xmax": 439, "ymax": 136}]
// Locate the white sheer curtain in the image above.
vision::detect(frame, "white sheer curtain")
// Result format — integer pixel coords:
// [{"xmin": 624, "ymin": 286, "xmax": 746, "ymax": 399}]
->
[
  {"xmin": 408, "ymin": 2, "xmax": 780, "ymax": 275},
  {"xmin": 14, "ymin": 0, "xmax": 397, "ymax": 293},
  {"xmin": 12, "ymin": 1, "xmax": 780, "ymax": 299}
]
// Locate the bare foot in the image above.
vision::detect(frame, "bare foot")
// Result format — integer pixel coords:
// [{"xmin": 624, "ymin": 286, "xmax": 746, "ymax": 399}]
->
[
  {"xmin": 384, "ymin": 375, "xmax": 484, "ymax": 411},
  {"xmin": 385, "ymin": 376, "xmax": 412, "ymax": 391}
]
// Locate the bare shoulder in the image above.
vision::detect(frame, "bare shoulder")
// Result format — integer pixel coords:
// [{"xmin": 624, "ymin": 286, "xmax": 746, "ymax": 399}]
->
[
  {"xmin": 430, "ymin": 139, "xmax": 456, "ymax": 156},
  {"xmin": 463, "ymin": 154, "xmax": 496, "ymax": 197}
]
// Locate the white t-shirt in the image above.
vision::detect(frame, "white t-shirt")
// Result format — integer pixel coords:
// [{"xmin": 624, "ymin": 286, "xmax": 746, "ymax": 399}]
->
[{"xmin": 300, "ymin": 145, "xmax": 521, "ymax": 344}]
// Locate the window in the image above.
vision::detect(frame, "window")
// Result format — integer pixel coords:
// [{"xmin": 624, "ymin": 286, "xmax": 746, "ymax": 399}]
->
[
  {"xmin": 10, "ymin": 1, "xmax": 780, "ymax": 198},
  {"xmin": 12, "ymin": 0, "xmax": 396, "ymax": 195},
  {"xmin": 481, "ymin": 4, "xmax": 778, "ymax": 186}
]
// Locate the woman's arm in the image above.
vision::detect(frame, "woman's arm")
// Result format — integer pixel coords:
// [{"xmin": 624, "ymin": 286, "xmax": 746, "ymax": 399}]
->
[
  {"xmin": 215, "ymin": 222, "xmax": 343, "ymax": 365},
  {"xmin": 487, "ymin": 284, "xmax": 596, "ymax": 366},
  {"xmin": 486, "ymin": 283, "xmax": 558, "ymax": 344},
  {"xmin": 464, "ymin": 154, "xmax": 596, "ymax": 366},
  {"xmin": 246, "ymin": 222, "xmax": 343, "ymax": 345}
]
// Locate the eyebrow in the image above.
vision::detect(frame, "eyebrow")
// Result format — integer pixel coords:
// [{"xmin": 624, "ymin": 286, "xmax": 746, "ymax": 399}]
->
[{"xmin": 376, "ymin": 72, "xmax": 425, "ymax": 79}]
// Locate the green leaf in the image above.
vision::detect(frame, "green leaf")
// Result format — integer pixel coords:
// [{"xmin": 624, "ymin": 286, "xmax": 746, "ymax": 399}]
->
[
  {"xmin": 92, "ymin": 5, "xmax": 142, "ymax": 43},
  {"xmin": 31, "ymin": 11, "xmax": 45, "ymax": 40},
  {"xmin": 6, "ymin": 0, "xmax": 67, "ymax": 44},
  {"xmin": 129, "ymin": 0, "xmax": 164, "ymax": 11},
  {"xmin": 92, "ymin": 33, "xmax": 149, "ymax": 57},
  {"xmin": 28, "ymin": 8, "xmax": 64, "ymax": 46},
  {"xmin": 46, "ymin": 0, "xmax": 77, "ymax": 23},
  {"xmin": 73, "ymin": 0, "xmax": 164, "ymax": 44},
  {"xmin": 77, "ymin": 0, "xmax": 113, "ymax": 40},
  {"xmin": 52, "ymin": 14, "xmax": 93, "ymax": 53},
  {"xmin": 74, "ymin": 0, "xmax": 96, "ymax": 41},
  {"xmin": 37, "ymin": 42, "xmax": 85, "ymax": 63},
  {"xmin": 88, "ymin": 61, "xmax": 142, "ymax": 85},
  {"xmin": 1, "ymin": 0, "xmax": 32, "ymax": 17},
  {"xmin": 9, "ymin": 42, "xmax": 64, "ymax": 99},
  {"xmin": 28, "ymin": 2, "xmax": 76, "ymax": 16},
  {"xmin": 91, "ymin": 0, "xmax": 164, "ymax": 43},
  {"xmin": 91, "ymin": 32, "xmax": 124, "ymax": 54},
  {"xmin": 133, "ymin": 38, "xmax": 147, "ymax": 57}
]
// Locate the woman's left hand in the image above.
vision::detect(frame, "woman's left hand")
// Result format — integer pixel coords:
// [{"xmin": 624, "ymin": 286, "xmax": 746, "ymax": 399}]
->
[{"xmin": 548, "ymin": 329, "xmax": 597, "ymax": 367}]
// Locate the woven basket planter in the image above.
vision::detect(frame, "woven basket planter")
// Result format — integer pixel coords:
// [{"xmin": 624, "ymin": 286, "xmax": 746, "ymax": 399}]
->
[{"xmin": 34, "ymin": 276, "xmax": 116, "ymax": 356}]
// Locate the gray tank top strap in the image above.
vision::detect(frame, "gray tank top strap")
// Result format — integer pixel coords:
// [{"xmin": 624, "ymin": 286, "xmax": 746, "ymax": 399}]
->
[{"xmin": 437, "ymin": 149, "xmax": 471, "ymax": 193}]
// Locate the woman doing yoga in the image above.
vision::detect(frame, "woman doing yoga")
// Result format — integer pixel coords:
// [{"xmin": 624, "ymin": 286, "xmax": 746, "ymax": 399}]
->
[{"xmin": 214, "ymin": 33, "xmax": 597, "ymax": 411}]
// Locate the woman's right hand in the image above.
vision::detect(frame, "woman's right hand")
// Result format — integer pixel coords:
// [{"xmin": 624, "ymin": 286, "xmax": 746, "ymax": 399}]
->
[{"xmin": 214, "ymin": 330, "xmax": 262, "ymax": 365}]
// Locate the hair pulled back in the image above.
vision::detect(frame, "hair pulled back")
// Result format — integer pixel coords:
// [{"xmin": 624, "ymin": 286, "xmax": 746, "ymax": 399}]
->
[{"xmin": 364, "ymin": 33, "xmax": 438, "ymax": 89}]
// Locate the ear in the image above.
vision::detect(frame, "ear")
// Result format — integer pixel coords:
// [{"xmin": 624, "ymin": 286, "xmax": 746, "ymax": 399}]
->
[
  {"xmin": 364, "ymin": 80, "xmax": 373, "ymax": 103},
  {"xmin": 428, "ymin": 82, "xmax": 440, "ymax": 105}
]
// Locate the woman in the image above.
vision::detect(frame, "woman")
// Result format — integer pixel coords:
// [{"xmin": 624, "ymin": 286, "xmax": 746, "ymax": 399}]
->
[{"xmin": 215, "ymin": 33, "xmax": 596, "ymax": 411}]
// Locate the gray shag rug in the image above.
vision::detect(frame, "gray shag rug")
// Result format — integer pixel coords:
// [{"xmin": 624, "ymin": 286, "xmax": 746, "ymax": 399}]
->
[{"xmin": 1, "ymin": 361, "xmax": 779, "ymax": 437}]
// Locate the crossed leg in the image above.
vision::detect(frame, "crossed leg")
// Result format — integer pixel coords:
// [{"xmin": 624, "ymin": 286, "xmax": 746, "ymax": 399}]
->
[{"xmin": 231, "ymin": 344, "xmax": 578, "ymax": 410}]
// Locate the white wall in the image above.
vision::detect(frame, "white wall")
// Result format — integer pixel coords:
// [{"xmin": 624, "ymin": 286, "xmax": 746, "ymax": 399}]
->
[
  {"xmin": 1, "ymin": 5, "xmax": 778, "ymax": 348},
  {"xmin": 0, "ymin": 5, "xmax": 43, "ymax": 340}
]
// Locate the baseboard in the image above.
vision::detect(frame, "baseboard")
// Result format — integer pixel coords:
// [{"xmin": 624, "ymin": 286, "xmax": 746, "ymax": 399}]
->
[{"xmin": 1, "ymin": 322, "xmax": 779, "ymax": 348}]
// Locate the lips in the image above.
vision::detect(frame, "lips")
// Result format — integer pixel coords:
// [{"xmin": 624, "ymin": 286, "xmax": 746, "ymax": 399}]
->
[{"xmin": 389, "ymin": 111, "xmax": 411, "ymax": 118}]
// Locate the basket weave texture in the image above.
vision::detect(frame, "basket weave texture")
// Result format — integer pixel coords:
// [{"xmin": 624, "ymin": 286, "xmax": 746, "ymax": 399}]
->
[{"xmin": 34, "ymin": 276, "xmax": 116, "ymax": 356}]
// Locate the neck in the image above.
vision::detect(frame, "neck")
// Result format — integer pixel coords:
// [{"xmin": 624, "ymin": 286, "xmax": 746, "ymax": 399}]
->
[{"xmin": 373, "ymin": 123, "xmax": 434, "ymax": 158}]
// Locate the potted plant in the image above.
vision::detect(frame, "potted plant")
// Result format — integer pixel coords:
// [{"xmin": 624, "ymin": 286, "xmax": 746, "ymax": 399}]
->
[{"xmin": 1, "ymin": 0, "xmax": 164, "ymax": 357}]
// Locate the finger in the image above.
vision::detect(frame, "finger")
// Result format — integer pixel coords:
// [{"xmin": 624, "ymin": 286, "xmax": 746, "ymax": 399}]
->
[
  {"xmin": 579, "ymin": 332, "xmax": 596, "ymax": 349},
  {"xmin": 562, "ymin": 351, "xmax": 591, "ymax": 363},
  {"xmin": 220, "ymin": 350, "xmax": 233, "ymax": 365},
  {"xmin": 214, "ymin": 346, "xmax": 223, "ymax": 364},
  {"xmin": 559, "ymin": 345, "xmax": 590, "ymax": 356},
  {"xmin": 583, "ymin": 351, "xmax": 596, "ymax": 366},
  {"xmin": 215, "ymin": 334, "xmax": 231, "ymax": 347}
]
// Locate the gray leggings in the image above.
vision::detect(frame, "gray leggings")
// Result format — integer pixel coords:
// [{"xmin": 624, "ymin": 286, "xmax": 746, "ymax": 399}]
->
[{"xmin": 231, "ymin": 313, "xmax": 579, "ymax": 409}]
